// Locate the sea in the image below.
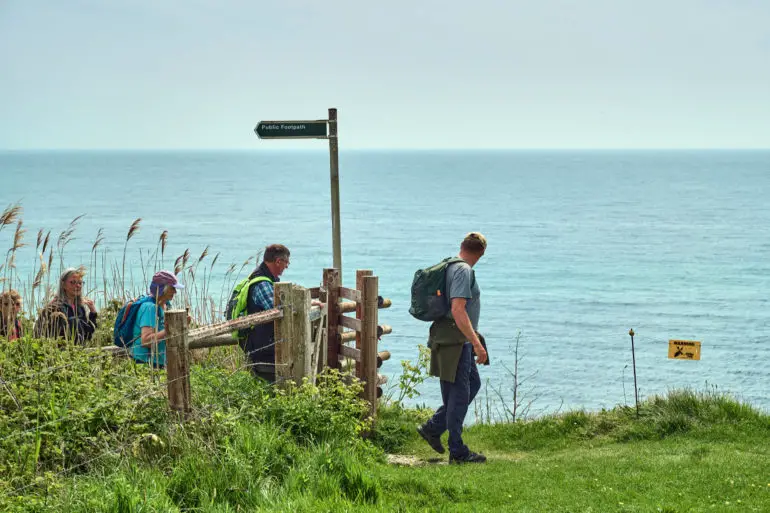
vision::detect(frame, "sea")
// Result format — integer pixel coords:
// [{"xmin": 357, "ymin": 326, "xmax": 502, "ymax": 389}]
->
[{"xmin": 2, "ymin": 149, "xmax": 769, "ymax": 419}]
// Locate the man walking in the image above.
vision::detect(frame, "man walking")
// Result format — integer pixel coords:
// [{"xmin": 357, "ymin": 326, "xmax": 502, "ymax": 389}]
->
[
  {"xmin": 239, "ymin": 244, "xmax": 291, "ymax": 383},
  {"xmin": 417, "ymin": 232, "xmax": 488, "ymax": 464}
]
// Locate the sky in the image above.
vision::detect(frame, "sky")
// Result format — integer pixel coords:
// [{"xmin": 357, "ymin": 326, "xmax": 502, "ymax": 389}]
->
[{"xmin": 1, "ymin": 0, "xmax": 769, "ymax": 150}]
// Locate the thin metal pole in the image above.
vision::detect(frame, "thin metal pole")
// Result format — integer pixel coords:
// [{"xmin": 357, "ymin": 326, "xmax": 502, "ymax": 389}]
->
[
  {"xmin": 328, "ymin": 108, "xmax": 342, "ymax": 279},
  {"xmin": 629, "ymin": 328, "xmax": 639, "ymax": 416}
]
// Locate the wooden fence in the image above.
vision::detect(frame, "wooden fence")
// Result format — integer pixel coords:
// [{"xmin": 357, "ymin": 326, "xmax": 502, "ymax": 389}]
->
[{"xmin": 121, "ymin": 268, "xmax": 392, "ymax": 419}]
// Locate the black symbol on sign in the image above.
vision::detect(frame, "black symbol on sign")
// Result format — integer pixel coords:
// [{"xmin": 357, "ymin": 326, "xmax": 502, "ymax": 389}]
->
[{"xmin": 674, "ymin": 346, "xmax": 694, "ymax": 358}]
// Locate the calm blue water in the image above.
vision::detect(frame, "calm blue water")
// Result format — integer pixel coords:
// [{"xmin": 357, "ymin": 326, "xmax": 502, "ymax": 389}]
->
[{"xmin": 2, "ymin": 150, "xmax": 769, "ymax": 417}]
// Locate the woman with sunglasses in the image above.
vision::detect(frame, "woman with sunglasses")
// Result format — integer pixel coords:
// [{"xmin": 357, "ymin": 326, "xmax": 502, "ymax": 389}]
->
[
  {"xmin": 0, "ymin": 290, "xmax": 24, "ymax": 341},
  {"xmin": 34, "ymin": 267, "xmax": 98, "ymax": 343}
]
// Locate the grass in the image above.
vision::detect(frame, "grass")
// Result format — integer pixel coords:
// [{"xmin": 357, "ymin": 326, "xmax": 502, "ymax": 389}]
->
[
  {"xmin": 380, "ymin": 390, "xmax": 770, "ymax": 512},
  {"xmin": 0, "ymin": 342, "xmax": 380, "ymax": 512},
  {"xmin": 3, "ymin": 346, "xmax": 769, "ymax": 513},
  {"xmin": 378, "ymin": 438, "xmax": 769, "ymax": 512}
]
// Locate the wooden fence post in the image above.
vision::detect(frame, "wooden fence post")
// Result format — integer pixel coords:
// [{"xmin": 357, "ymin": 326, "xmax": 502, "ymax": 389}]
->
[
  {"xmin": 323, "ymin": 268, "xmax": 341, "ymax": 369},
  {"xmin": 165, "ymin": 309, "xmax": 191, "ymax": 415},
  {"xmin": 360, "ymin": 275, "xmax": 379, "ymax": 418},
  {"xmin": 291, "ymin": 284, "xmax": 313, "ymax": 384},
  {"xmin": 274, "ymin": 282, "xmax": 293, "ymax": 387},
  {"xmin": 355, "ymin": 270, "xmax": 373, "ymax": 379}
]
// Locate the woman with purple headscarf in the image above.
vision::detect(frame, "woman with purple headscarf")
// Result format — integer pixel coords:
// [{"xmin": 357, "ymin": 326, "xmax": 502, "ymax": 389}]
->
[{"xmin": 130, "ymin": 270, "xmax": 184, "ymax": 368}]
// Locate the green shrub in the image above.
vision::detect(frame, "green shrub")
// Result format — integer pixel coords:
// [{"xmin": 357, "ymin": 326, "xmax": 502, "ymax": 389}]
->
[
  {"xmin": 0, "ymin": 339, "xmax": 169, "ymax": 491},
  {"xmin": 261, "ymin": 370, "xmax": 371, "ymax": 445}
]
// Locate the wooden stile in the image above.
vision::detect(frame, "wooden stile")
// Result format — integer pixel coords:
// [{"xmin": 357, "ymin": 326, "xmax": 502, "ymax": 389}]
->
[{"xmin": 135, "ymin": 268, "xmax": 386, "ymax": 423}]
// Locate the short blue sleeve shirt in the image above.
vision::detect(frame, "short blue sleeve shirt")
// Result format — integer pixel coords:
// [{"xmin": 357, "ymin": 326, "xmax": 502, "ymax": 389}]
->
[{"xmin": 130, "ymin": 301, "xmax": 166, "ymax": 367}]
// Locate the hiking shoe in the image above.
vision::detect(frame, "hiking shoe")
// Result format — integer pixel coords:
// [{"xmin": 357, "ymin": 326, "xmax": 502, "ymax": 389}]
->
[
  {"xmin": 416, "ymin": 425, "xmax": 445, "ymax": 454},
  {"xmin": 449, "ymin": 451, "xmax": 487, "ymax": 464}
]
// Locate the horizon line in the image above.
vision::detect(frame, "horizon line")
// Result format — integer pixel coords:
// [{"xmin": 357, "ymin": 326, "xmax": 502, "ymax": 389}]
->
[{"xmin": 2, "ymin": 147, "xmax": 770, "ymax": 152}]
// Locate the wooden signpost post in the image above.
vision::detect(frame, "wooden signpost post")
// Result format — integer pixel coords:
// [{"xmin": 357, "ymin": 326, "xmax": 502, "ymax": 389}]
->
[{"xmin": 254, "ymin": 109, "xmax": 342, "ymax": 278}]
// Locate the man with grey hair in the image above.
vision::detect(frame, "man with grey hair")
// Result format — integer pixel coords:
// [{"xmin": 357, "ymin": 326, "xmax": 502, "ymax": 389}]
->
[
  {"xmin": 417, "ymin": 232, "xmax": 488, "ymax": 464},
  {"xmin": 240, "ymin": 244, "xmax": 292, "ymax": 383}
]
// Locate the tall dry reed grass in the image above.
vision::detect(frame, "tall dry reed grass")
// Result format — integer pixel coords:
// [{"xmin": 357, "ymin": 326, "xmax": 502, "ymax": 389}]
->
[{"xmin": 0, "ymin": 203, "xmax": 261, "ymax": 331}]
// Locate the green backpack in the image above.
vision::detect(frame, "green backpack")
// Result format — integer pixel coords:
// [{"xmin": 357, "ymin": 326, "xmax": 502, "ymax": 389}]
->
[
  {"xmin": 409, "ymin": 257, "xmax": 468, "ymax": 322},
  {"xmin": 224, "ymin": 275, "xmax": 273, "ymax": 337}
]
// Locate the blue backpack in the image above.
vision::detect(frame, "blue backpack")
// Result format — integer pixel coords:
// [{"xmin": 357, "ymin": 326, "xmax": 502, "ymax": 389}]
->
[{"xmin": 113, "ymin": 296, "xmax": 155, "ymax": 347}]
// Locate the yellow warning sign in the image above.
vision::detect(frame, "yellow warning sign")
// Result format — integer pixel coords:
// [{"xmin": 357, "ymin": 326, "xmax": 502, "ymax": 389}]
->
[{"xmin": 668, "ymin": 340, "xmax": 701, "ymax": 360}]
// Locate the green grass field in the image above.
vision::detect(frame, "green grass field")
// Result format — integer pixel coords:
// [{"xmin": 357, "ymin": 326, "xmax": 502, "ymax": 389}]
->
[
  {"xmin": 375, "ymin": 394, "xmax": 770, "ymax": 513},
  {"xmin": 1, "ymin": 338, "xmax": 768, "ymax": 513}
]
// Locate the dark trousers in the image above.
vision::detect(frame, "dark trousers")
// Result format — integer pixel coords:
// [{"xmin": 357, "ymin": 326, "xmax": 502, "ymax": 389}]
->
[
  {"xmin": 240, "ymin": 328, "xmax": 276, "ymax": 383},
  {"xmin": 423, "ymin": 342, "xmax": 481, "ymax": 457}
]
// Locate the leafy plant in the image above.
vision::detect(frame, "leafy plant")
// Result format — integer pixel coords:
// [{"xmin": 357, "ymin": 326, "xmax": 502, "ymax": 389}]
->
[{"xmin": 389, "ymin": 344, "xmax": 430, "ymax": 405}]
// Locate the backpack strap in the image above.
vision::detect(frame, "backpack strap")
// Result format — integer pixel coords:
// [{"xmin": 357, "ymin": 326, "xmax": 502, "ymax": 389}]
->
[
  {"xmin": 121, "ymin": 296, "xmax": 155, "ymax": 324},
  {"xmin": 445, "ymin": 258, "xmax": 476, "ymax": 298},
  {"xmin": 231, "ymin": 276, "xmax": 274, "ymax": 339},
  {"xmin": 245, "ymin": 276, "xmax": 273, "ymax": 294},
  {"xmin": 240, "ymin": 276, "xmax": 274, "ymax": 314}
]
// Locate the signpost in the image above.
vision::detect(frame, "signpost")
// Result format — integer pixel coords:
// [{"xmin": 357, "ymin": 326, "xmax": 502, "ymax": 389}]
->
[
  {"xmin": 668, "ymin": 340, "xmax": 701, "ymax": 360},
  {"xmin": 254, "ymin": 121, "xmax": 328, "ymax": 139},
  {"xmin": 253, "ymin": 109, "xmax": 342, "ymax": 278}
]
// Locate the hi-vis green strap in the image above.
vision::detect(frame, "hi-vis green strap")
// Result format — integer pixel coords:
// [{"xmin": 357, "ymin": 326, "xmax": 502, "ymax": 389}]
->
[{"xmin": 231, "ymin": 275, "xmax": 273, "ymax": 339}]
